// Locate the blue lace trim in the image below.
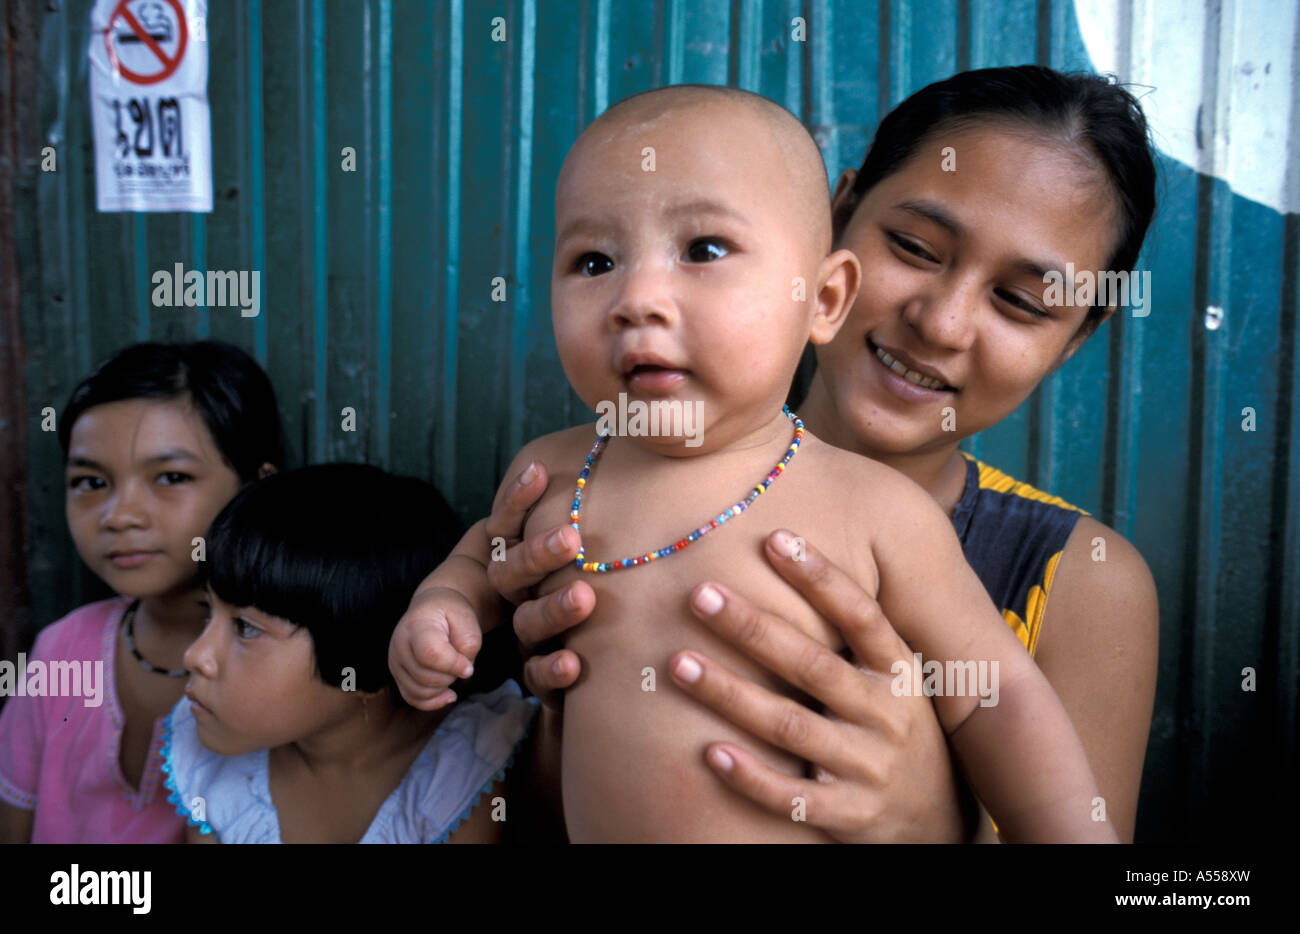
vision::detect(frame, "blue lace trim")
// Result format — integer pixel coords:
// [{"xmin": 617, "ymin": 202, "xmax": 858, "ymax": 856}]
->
[
  {"xmin": 159, "ymin": 712, "xmax": 215, "ymax": 837},
  {"xmin": 430, "ymin": 700, "xmax": 538, "ymax": 845},
  {"xmin": 158, "ymin": 695, "xmax": 536, "ymax": 843}
]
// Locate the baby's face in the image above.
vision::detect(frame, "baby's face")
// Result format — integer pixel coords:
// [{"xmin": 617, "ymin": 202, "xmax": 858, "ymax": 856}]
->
[{"xmin": 551, "ymin": 103, "xmax": 826, "ymax": 450}]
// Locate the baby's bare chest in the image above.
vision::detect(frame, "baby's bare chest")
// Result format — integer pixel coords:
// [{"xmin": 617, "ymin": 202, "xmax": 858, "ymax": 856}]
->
[{"xmin": 522, "ymin": 450, "xmax": 877, "ymax": 678}]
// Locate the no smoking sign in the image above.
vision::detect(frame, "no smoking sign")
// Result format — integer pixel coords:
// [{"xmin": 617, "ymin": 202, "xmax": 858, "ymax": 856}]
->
[
  {"xmin": 89, "ymin": 0, "xmax": 211, "ymax": 212},
  {"xmin": 105, "ymin": 0, "xmax": 189, "ymax": 85}
]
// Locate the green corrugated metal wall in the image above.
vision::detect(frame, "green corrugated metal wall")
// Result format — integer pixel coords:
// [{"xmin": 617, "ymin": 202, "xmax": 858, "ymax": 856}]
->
[{"xmin": 10, "ymin": 0, "xmax": 1299, "ymax": 843}]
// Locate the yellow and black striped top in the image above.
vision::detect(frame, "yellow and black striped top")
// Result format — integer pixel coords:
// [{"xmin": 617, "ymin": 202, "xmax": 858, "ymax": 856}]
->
[{"xmin": 951, "ymin": 452, "xmax": 1087, "ymax": 657}]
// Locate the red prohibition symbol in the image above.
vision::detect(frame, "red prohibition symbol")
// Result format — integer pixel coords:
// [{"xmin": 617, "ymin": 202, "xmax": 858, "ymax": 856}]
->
[{"xmin": 105, "ymin": 0, "xmax": 189, "ymax": 86}]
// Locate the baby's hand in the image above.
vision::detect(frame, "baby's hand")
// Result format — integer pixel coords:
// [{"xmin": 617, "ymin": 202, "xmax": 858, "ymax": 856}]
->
[{"xmin": 389, "ymin": 587, "xmax": 483, "ymax": 710}]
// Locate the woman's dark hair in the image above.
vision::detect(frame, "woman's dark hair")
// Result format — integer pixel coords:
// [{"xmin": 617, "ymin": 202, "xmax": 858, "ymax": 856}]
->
[
  {"xmin": 201, "ymin": 463, "xmax": 466, "ymax": 699},
  {"xmin": 58, "ymin": 341, "xmax": 285, "ymax": 482},
  {"xmin": 836, "ymin": 65, "xmax": 1157, "ymax": 327}
]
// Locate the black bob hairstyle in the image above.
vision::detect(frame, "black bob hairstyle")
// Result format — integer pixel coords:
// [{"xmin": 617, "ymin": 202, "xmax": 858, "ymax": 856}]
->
[
  {"xmin": 201, "ymin": 463, "xmax": 466, "ymax": 698},
  {"xmin": 834, "ymin": 64, "xmax": 1157, "ymax": 329},
  {"xmin": 58, "ymin": 340, "xmax": 285, "ymax": 483}
]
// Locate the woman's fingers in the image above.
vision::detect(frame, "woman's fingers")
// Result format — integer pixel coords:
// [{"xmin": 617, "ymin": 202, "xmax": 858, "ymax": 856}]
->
[
  {"xmin": 512, "ymin": 580, "xmax": 596, "ymax": 650},
  {"xmin": 522, "ymin": 650, "xmax": 581, "ymax": 711},
  {"xmin": 669, "ymin": 648, "xmax": 877, "ymax": 780},
  {"xmin": 686, "ymin": 581, "xmax": 894, "ymax": 726},
  {"xmin": 483, "ymin": 461, "xmax": 548, "ymax": 544},
  {"xmin": 763, "ymin": 529, "xmax": 912, "ymax": 674},
  {"xmin": 673, "ymin": 535, "xmax": 967, "ymax": 843},
  {"xmin": 476, "ymin": 459, "xmax": 589, "ymax": 713},
  {"xmin": 700, "ymin": 742, "xmax": 867, "ymax": 834},
  {"xmin": 487, "ymin": 525, "xmax": 582, "ymax": 605},
  {"xmin": 482, "ymin": 460, "xmax": 581, "ymax": 603}
]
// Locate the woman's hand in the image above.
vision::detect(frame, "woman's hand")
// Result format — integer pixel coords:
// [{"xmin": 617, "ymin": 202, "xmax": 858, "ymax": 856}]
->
[
  {"xmin": 667, "ymin": 530, "xmax": 967, "ymax": 844},
  {"xmin": 482, "ymin": 461, "xmax": 591, "ymax": 709},
  {"xmin": 482, "ymin": 464, "xmax": 967, "ymax": 843}
]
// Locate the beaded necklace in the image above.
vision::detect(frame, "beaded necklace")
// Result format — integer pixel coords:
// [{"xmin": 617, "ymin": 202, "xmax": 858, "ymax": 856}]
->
[
  {"xmin": 571, "ymin": 406, "xmax": 804, "ymax": 573},
  {"xmin": 121, "ymin": 600, "xmax": 188, "ymax": 678}
]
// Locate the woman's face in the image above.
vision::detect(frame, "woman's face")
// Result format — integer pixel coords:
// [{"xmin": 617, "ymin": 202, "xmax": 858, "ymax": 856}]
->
[{"xmin": 811, "ymin": 124, "xmax": 1120, "ymax": 458}]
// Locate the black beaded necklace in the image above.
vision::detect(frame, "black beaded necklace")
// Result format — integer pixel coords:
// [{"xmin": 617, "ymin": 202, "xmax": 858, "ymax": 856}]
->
[{"xmin": 121, "ymin": 601, "xmax": 188, "ymax": 678}]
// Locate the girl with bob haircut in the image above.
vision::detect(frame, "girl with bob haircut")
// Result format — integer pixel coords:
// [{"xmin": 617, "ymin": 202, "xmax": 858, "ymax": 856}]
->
[{"xmin": 166, "ymin": 463, "xmax": 537, "ymax": 843}]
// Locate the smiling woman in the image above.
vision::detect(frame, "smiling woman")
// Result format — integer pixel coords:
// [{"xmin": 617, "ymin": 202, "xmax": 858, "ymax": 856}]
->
[
  {"xmin": 481, "ymin": 66, "xmax": 1160, "ymax": 843},
  {"xmin": 384, "ymin": 78, "xmax": 1142, "ymax": 844},
  {"xmin": 775, "ymin": 71, "xmax": 1160, "ymax": 841},
  {"xmin": 808, "ymin": 119, "xmax": 1121, "ymax": 456}
]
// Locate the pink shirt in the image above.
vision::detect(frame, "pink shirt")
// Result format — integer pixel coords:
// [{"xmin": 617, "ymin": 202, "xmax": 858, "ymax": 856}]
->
[{"xmin": 0, "ymin": 597, "xmax": 185, "ymax": 843}]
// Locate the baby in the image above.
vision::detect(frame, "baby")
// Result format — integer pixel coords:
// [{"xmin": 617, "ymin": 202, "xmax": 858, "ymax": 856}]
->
[{"xmin": 393, "ymin": 85, "xmax": 1113, "ymax": 842}]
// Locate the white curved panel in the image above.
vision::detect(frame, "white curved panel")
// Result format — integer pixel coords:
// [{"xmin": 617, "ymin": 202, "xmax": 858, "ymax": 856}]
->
[{"xmin": 1076, "ymin": 0, "xmax": 1298, "ymax": 214}]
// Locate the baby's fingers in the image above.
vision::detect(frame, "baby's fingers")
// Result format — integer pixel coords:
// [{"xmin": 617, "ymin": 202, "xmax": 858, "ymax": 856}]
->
[
  {"xmin": 393, "ymin": 651, "xmax": 457, "ymax": 693},
  {"xmin": 399, "ymin": 681, "xmax": 458, "ymax": 711},
  {"xmin": 445, "ymin": 612, "xmax": 482, "ymax": 674},
  {"xmin": 412, "ymin": 627, "xmax": 474, "ymax": 682},
  {"xmin": 391, "ymin": 647, "xmax": 456, "ymax": 708}
]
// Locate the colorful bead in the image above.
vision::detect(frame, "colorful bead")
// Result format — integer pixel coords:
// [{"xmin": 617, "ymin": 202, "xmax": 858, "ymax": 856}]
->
[{"xmin": 570, "ymin": 408, "xmax": 804, "ymax": 573}]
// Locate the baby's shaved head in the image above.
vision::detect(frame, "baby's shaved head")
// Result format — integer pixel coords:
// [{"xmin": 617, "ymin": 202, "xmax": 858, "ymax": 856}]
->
[
  {"xmin": 562, "ymin": 84, "xmax": 833, "ymax": 251},
  {"xmin": 551, "ymin": 84, "xmax": 862, "ymax": 448}
]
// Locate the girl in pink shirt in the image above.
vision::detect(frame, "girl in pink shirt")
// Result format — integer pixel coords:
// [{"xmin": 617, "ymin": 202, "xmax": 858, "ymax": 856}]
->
[{"xmin": 0, "ymin": 341, "xmax": 283, "ymax": 843}]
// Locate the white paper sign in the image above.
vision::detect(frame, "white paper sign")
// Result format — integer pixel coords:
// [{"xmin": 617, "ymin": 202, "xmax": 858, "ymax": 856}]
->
[{"xmin": 88, "ymin": 0, "xmax": 212, "ymax": 212}]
